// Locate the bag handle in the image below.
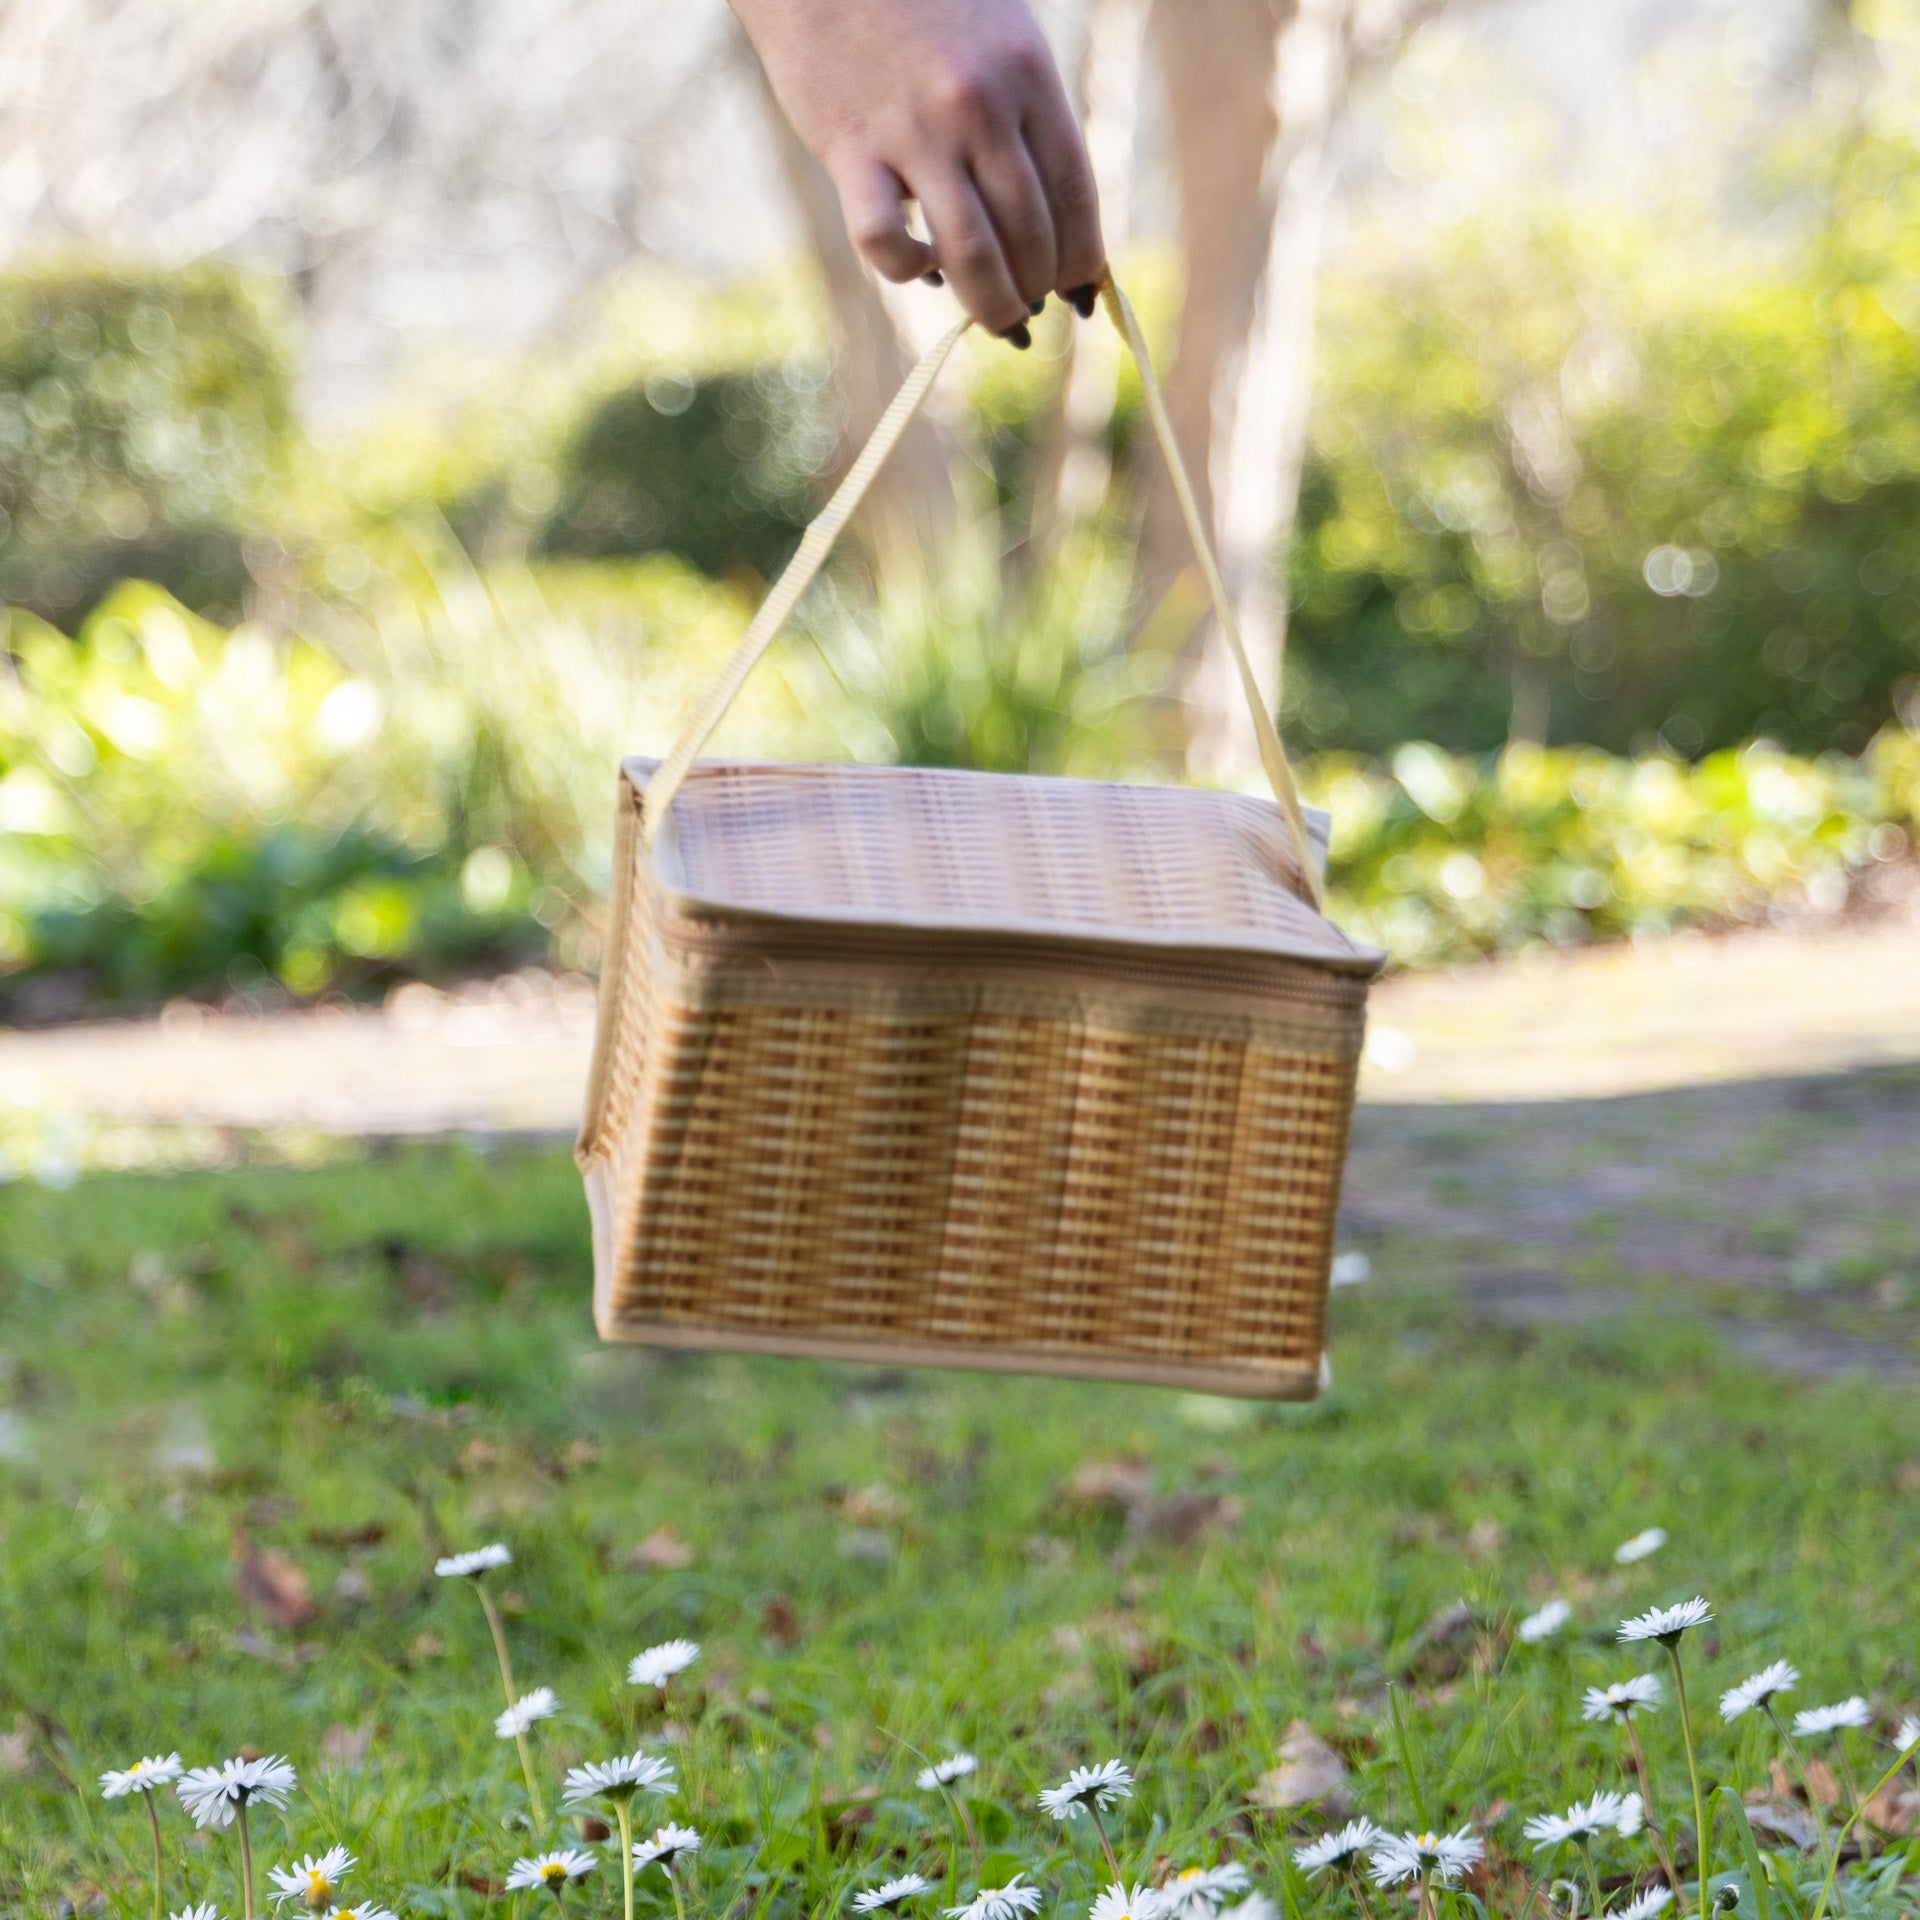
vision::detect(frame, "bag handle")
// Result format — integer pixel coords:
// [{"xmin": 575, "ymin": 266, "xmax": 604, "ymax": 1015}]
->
[{"xmin": 640, "ymin": 273, "xmax": 1323, "ymax": 909}]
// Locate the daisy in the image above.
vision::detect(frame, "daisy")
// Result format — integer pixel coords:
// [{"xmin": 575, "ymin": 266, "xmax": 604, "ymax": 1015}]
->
[
  {"xmin": 1518, "ymin": 1600, "xmax": 1571, "ymax": 1645},
  {"xmin": 505, "ymin": 1851, "xmax": 597, "ymax": 1896},
  {"xmin": 628, "ymin": 1639, "xmax": 701, "ymax": 1690},
  {"xmin": 316, "ymin": 1907, "xmax": 394, "ymax": 1920},
  {"xmin": 1614, "ymin": 1529, "xmax": 1668, "ymax": 1565},
  {"xmin": 1219, "ymin": 1900, "xmax": 1275, "ymax": 1920},
  {"xmin": 1158, "ymin": 1864, "xmax": 1248, "ymax": 1918},
  {"xmin": 435, "ymin": 1543, "xmax": 511, "ymax": 1578},
  {"xmin": 1617, "ymin": 1598, "xmax": 1713, "ymax": 1646},
  {"xmin": 1292, "ymin": 1819, "xmax": 1381, "ymax": 1877},
  {"xmin": 1720, "ymin": 1661, "xmax": 1799, "ymax": 1723},
  {"xmin": 1793, "ymin": 1698, "xmax": 1872, "ymax": 1737},
  {"xmin": 633, "ymin": 1823, "xmax": 702, "ymax": 1873},
  {"xmin": 1582, "ymin": 1675, "xmax": 1665, "ymax": 1723},
  {"xmin": 946, "ymin": 1876, "xmax": 1045, "ymax": 1920},
  {"xmin": 1039, "ymin": 1760, "xmax": 1134, "ymax": 1820},
  {"xmin": 1523, "ymin": 1791, "xmax": 1644, "ymax": 1849},
  {"xmin": 170, "ymin": 1909, "xmax": 225, "ymax": 1920},
  {"xmin": 268, "ymin": 1846, "xmax": 354, "ymax": 1908},
  {"xmin": 495, "ymin": 1687, "xmax": 559, "ymax": 1740},
  {"xmin": 101, "ymin": 1754, "xmax": 184, "ymax": 1797},
  {"xmin": 1367, "ymin": 1829, "xmax": 1483, "ymax": 1889},
  {"xmin": 177, "ymin": 1756, "xmax": 299, "ymax": 1830},
  {"xmin": 854, "ymin": 1875, "xmax": 934, "ymax": 1913},
  {"xmin": 1617, "ymin": 1888, "xmax": 1675, "ymax": 1920},
  {"xmin": 1896, "ymin": 1716, "xmax": 1920, "ymax": 1754},
  {"xmin": 917, "ymin": 1753, "xmax": 979, "ymax": 1790},
  {"xmin": 561, "ymin": 1751, "xmax": 677, "ymax": 1806},
  {"xmin": 1089, "ymin": 1884, "xmax": 1163, "ymax": 1920}
]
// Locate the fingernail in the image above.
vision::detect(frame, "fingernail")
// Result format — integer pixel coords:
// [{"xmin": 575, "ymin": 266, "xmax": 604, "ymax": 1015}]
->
[
  {"xmin": 1067, "ymin": 283, "xmax": 1098, "ymax": 318},
  {"xmin": 1027, "ymin": 298, "xmax": 1046, "ymax": 316},
  {"xmin": 922, "ymin": 269, "xmax": 945, "ymax": 287},
  {"xmin": 1003, "ymin": 322, "xmax": 1032, "ymax": 350}
]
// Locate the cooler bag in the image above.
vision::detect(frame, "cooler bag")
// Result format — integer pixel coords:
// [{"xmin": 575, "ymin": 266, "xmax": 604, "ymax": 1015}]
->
[{"xmin": 577, "ymin": 280, "xmax": 1383, "ymax": 1397}]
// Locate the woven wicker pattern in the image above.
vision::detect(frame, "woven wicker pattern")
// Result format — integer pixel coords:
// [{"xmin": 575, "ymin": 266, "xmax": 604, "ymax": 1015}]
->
[
  {"xmin": 653, "ymin": 760, "xmax": 1358, "ymax": 963},
  {"xmin": 579, "ymin": 765, "xmax": 1377, "ymax": 1397}
]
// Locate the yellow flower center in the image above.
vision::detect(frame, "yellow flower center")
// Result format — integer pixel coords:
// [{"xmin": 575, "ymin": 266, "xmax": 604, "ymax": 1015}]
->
[{"xmin": 543, "ymin": 1866, "xmax": 569, "ymax": 1884}]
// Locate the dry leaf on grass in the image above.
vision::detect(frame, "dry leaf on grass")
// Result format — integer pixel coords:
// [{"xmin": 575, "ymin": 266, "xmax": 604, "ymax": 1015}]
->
[
  {"xmin": 627, "ymin": 1525, "xmax": 695, "ymax": 1571},
  {"xmin": 1863, "ymin": 1782, "xmax": 1919, "ymax": 1836},
  {"xmin": 1745, "ymin": 1799, "xmax": 1819, "ymax": 1850},
  {"xmin": 319, "ymin": 1723, "xmax": 373, "ymax": 1771},
  {"xmin": 232, "ymin": 1533, "xmax": 319, "ymax": 1630},
  {"xmin": 761, "ymin": 1592, "xmax": 801, "ymax": 1649},
  {"xmin": 1251, "ymin": 1719, "xmax": 1352, "ymax": 1815}
]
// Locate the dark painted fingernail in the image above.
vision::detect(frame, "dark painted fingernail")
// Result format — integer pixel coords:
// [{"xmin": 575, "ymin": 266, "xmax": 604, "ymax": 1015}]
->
[
  {"xmin": 1067, "ymin": 283, "xmax": 1097, "ymax": 318},
  {"xmin": 1003, "ymin": 322, "xmax": 1032, "ymax": 350},
  {"xmin": 1027, "ymin": 298, "xmax": 1046, "ymax": 316},
  {"xmin": 922, "ymin": 269, "xmax": 945, "ymax": 287}
]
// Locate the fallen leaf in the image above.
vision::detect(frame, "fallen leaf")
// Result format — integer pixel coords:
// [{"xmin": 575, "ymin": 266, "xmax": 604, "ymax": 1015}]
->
[
  {"xmin": 232, "ymin": 1534, "xmax": 319, "ymax": 1630},
  {"xmin": 1251, "ymin": 1719, "xmax": 1352, "ymax": 1815},
  {"xmin": 1067, "ymin": 1457, "xmax": 1154, "ymax": 1517},
  {"xmin": 1401, "ymin": 1598, "xmax": 1480, "ymax": 1682},
  {"xmin": 1745, "ymin": 1799, "xmax": 1819, "ymax": 1850},
  {"xmin": 761, "ymin": 1592, "xmax": 801, "ymax": 1649},
  {"xmin": 0, "ymin": 1719, "xmax": 33, "ymax": 1776},
  {"xmin": 1770, "ymin": 1757, "xmax": 1841, "ymax": 1807},
  {"xmin": 319, "ymin": 1724, "xmax": 373, "ymax": 1771},
  {"xmin": 843, "ymin": 1484, "xmax": 909, "ymax": 1526},
  {"xmin": 1466, "ymin": 1517, "xmax": 1508, "ymax": 1557},
  {"xmin": 627, "ymin": 1525, "xmax": 695, "ymax": 1572},
  {"xmin": 1862, "ymin": 1782, "xmax": 1918, "ymax": 1836},
  {"xmin": 1127, "ymin": 1490, "xmax": 1243, "ymax": 1546}
]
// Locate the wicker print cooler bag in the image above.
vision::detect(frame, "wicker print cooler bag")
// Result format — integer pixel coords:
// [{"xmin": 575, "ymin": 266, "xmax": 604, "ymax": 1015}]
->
[{"xmin": 577, "ymin": 280, "xmax": 1384, "ymax": 1399}]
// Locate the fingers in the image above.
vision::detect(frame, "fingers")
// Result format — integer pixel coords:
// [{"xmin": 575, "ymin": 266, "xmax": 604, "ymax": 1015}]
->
[
  {"xmin": 913, "ymin": 162, "xmax": 1030, "ymax": 336},
  {"xmin": 1023, "ymin": 102, "xmax": 1106, "ymax": 302},
  {"xmin": 968, "ymin": 137, "xmax": 1057, "ymax": 308},
  {"xmin": 832, "ymin": 153, "xmax": 937, "ymax": 285}
]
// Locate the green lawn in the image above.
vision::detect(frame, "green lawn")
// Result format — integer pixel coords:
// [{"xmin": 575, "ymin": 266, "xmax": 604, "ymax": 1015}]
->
[{"xmin": 2, "ymin": 1147, "xmax": 1916, "ymax": 1919}]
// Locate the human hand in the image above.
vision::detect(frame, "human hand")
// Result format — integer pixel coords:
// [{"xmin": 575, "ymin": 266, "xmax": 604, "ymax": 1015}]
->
[{"xmin": 731, "ymin": 0, "xmax": 1105, "ymax": 344}]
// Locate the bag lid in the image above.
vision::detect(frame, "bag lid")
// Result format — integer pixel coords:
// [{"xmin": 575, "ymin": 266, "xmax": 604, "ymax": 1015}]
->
[{"xmin": 630, "ymin": 757, "xmax": 1382, "ymax": 973}]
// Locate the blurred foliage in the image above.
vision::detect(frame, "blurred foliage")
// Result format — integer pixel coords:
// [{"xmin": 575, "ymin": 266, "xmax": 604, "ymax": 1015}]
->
[
  {"xmin": 1308, "ymin": 728, "xmax": 1920, "ymax": 968},
  {"xmin": 1290, "ymin": 131, "xmax": 1920, "ymax": 758},
  {"xmin": 0, "ymin": 257, "xmax": 295, "ymax": 626}
]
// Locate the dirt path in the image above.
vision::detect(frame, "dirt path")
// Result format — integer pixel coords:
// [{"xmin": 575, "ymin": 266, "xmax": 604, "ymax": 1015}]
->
[{"xmin": 4, "ymin": 921, "xmax": 1918, "ymax": 1380}]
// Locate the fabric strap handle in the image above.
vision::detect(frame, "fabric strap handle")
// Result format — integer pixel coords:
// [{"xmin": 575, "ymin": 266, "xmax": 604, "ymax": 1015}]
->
[{"xmin": 640, "ymin": 273, "xmax": 1323, "ymax": 908}]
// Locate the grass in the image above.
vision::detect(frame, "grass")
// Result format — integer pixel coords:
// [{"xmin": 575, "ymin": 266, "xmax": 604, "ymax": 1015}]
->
[{"xmin": 1, "ymin": 1146, "xmax": 1917, "ymax": 1919}]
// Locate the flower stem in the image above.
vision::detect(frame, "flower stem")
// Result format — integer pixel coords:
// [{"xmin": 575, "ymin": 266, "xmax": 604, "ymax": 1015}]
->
[
  {"xmin": 1625, "ymin": 1719, "xmax": 1680, "ymax": 1890},
  {"xmin": 670, "ymin": 1863, "xmax": 691, "ymax": 1920},
  {"xmin": 1763, "ymin": 1707, "xmax": 1840, "ymax": 1891},
  {"xmin": 943, "ymin": 1785, "xmax": 983, "ymax": 1877},
  {"xmin": 617, "ymin": 1800, "xmax": 636, "ymax": 1920},
  {"xmin": 1417, "ymin": 1868, "xmax": 1434, "ymax": 1920},
  {"xmin": 145, "ymin": 1792, "xmax": 166, "ymax": 1920},
  {"xmin": 1579, "ymin": 1841, "xmax": 1605, "ymax": 1920},
  {"xmin": 237, "ymin": 1800, "xmax": 256, "ymax": 1920},
  {"xmin": 1664, "ymin": 1646, "xmax": 1711, "ymax": 1920},
  {"xmin": 1346, "ymin": 1865, "xmax": 1380, "ymax": 1920},
  {"xmin": 1087, "ymin": 1805, "xmax": 1124, "ymax": 1886},
  {"xmin": 476, "ymin": 1581, "xmax": 547, "ymax": 1827}
]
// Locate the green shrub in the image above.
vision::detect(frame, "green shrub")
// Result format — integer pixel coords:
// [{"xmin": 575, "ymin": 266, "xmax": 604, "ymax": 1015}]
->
[{"xmin": 0, "ymin": 256, "xmax": 295, "ymax": 624}]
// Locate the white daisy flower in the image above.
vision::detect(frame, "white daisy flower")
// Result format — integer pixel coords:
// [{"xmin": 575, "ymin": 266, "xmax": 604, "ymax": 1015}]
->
[
  {"xmin": 1616, "ymin": 1888, "xmax": 1675, "ymax": 1920},
  {"xmin": 1038, "ymin": 1760, "xmax": 1134, "ymax": 1819},
  {"xmin": 318, "ymin": 1905, "xmax": 396, "ymax": 1920},
  {"xmin": 1614, "ymin": 1529, "xmax": 1668, "ymax": 1565},
  {"xmin": 1896, "ymin": 1716, "xmax": 1920, "ymax": 1754},
  {"xmin": 1582, "ymin": 1675, "xmax": 1665, "ymax": 1723},
  {"xmin": 169, "ymin": 1908, "xmax": 224, "ymax": 1920},
  {"xmin": 1218, "ymin": 1900, "xmax": 1275, "ymax": 1920},
  {"xmin": 1523, "ymin": 1792, "xmax": 1644, "ymax": 1850},
  {"xmin": 1793, "ymin": 1698, "xmax": 1872, "ymax": 1737},
  {"xmin": 946, "ymin": 1876, "xmax": 1045, "ymax": 1920},
  {"xmin": 561, "ymin": 1750, "xmax": 676, "ymax": 1806},
  {"xmin": 1158, "ymin": 1864, "xmax": 1248, "ymax": 1918},
  {"xmin": 1367, "ymin": 1830, "xmax": 1483, "ymax": 1889},
  {"xmin": 495, "ymin": 1687, "xmax": 560, "ymax": 1740},
  {"xmin": 1518, "ymin": 1600, "xmax": 1571, "ymax": 1645},
  {"xmin": 1089, "ymin": 1883, "xmax": 1163, "ymax": 1920},
  {"xmin": 1293, "ymin": 1820, "xmax": 1382, "ymax": 1877},
  {"xmin": 1720, "ymin": 1661, "xmax": 1800, "ymax": 1723},
  {"xmin": 435, "ymin": 1543, "xmax": 511, "ymax": 1578},
  {"xmin": 628, "ymin": 1639, "xmax": 701, "ymax": 1690},
  {"xmin": 1617, "ymin": 1598, "xmax": 1713, "ymax": 1645},
  {"xmin": 176, "ymin": 1756, "xmax": 299, "ymax": 1830},
  {"xmin": 917, "ymin": 1753, "xmax": 979, "ymax": 1790},
  {"xmin": 505, "ymin": 1850, "xmax": 597, "ymax": 1894},
  {"xmin": 268, "ymin": 1846, "xmax": 354, "ymax": 1908},
  {"xmin": 854, "ymin": 1875, "xmax": 934, "ymax": 1913},
  {"xmin": 101, "ymin": 1753, "xmax": 184, "ymax": 1797},
  {"xmin": 632, "ymin": 1823, "xmax": 702, "ymax": 1874}
]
